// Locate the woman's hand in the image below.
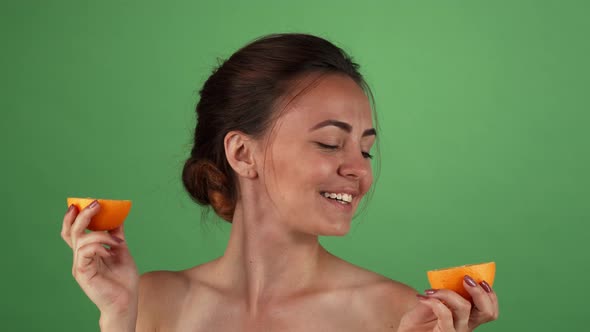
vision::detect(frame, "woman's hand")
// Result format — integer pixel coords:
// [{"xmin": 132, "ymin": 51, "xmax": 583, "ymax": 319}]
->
[
  {"xmin": 61, "ymin": 200, "xmax": 139, "ymax": 329},
  {"xmin": 398, "ymin": 276, "xmax": 499, "ymax": 332}
]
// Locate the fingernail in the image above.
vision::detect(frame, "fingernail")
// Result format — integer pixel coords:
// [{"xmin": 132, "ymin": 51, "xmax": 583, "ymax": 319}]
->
[
  {"xmin": 88, "ymin": 200, "xmax": 99, "ymax": 209},
  {"xmin": 464, "ymin": 275, "xmax": 478, "ymax": 287},
  {"xmin": 425, "ymin": 289, "xmax": 437, "ymax": 295},
  {"xmin": 67, "ymin": 204, "xmax": 76, "ymax": 213},
  {"xmin": 112, "ymin": 236, "xmax": 124, "ymax": 243},
  {"xmin": 416, "ymin": 294, "xmax": 429, "ymax": 300},
  {"xmin": 480, "ymin": 280, "xmax": 492, "ymax": 293}
]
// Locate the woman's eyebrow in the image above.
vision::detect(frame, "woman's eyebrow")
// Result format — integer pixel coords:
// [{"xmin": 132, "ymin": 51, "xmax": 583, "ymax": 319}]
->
[{"xmin": 309, "ymin": 119, "xmax": 376, "ymax": 137}]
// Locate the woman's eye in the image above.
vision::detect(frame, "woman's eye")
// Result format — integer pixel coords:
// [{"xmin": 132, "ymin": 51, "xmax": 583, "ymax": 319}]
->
[
  {"xmin": 316, "ymin": 142, "xmax": 339, "ymax": 150},
  {"xmin": 316, "ymin": 142, "xmax": 373, "ymax": 159},
  {"xmin": 362, "ymin": 151, "xmax": 373, "ymax": 159}
]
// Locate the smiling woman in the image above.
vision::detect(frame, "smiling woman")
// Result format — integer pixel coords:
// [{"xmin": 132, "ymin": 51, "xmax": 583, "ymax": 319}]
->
[
  {"xmin": 250, "ymin": 74, "xmax": 376, "ymax": 236},
  {"xmin": 61, "ymin": 33, "xmax": 499, "ymax": 331}
]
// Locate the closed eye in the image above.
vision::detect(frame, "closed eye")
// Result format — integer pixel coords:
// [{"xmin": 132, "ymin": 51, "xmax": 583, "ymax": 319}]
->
[
  {"xmin": 362, "ymin": 151, "xmax": 373, "ymax": 159},
  {"xmin": 315, "ymin": 142, "xmax": 373, "ymax": 159},
  {"xmin": 315, "ymin": 142, "xmax": 338, "ymax": 150}
]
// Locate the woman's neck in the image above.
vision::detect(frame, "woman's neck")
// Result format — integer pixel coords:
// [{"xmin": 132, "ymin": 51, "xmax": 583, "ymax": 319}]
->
[{"xmin": 214, "ymin": 200, "xmax": 329, "ymax": 314}]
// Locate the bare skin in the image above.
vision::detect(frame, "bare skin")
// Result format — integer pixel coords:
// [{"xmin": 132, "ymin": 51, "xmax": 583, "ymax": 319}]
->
[
  {"xmin": 135, "ymin": 73, "xmax": 417, "ymax": 331},
  {"xmin": 136, "ymin": 252, "xmax": 418, "ymax": 331},
  {"xmin": 62, "ymin": 73, "xmax": 499, "ymax": 331}
]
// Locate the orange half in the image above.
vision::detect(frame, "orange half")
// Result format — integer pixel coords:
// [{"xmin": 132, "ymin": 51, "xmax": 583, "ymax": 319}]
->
[
  {"xmin": 427, "ymin": 262, "xmax": 496, "ymax": 300},
  {"xmin": 67, "ymin": 197, "xmax": 132, "ymax": 231}
]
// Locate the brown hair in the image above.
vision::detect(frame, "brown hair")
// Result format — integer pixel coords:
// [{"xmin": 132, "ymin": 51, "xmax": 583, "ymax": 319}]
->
[{"xmin": 182, "ymin": 33, "xmax": 375, "ymax": 222}]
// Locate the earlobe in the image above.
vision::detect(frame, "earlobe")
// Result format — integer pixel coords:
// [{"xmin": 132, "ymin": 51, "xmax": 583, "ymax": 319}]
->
[{"xmin": 224, "ymin": 131, "xmax": 258, "ymax": 179}]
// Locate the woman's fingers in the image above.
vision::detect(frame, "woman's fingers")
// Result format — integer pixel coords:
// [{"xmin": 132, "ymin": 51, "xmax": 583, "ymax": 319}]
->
[
  {"xmin": 75, "ymin": 231, "xmax": 124, "ymax": 250},
  {"xmin": 61, "ymin": 204, "xmax": 78, "ymax": 248},
  {"xmin": 423, "ymin": 288, "xmax": 472, "ymax": 331},
  {"xmin": 425, "ymin": 275, "xmax": 499, "ymax": 331},
  {"xmin": 417, "ymin": 295, "xmax": 456, "ymax": 331},
  {"xmin": 70, "ymin": 200, "xmax": 101, "ymax": 247},
  {"xmin": 466, "ymin": 279, "xmax": 499, "ymax": 328},
  {"xmin": 72, "ymin": 231, "xmax": 123, "ymax": 276},
  {"xmin": 485, "ymin": 282, "xmax": 499, "ymax": 314},
  {"xmin": 464, "ymin": 277, "xmax": 494, "ymax": 318},
  {"xmin": 108, "ymin": 224, "xmax": 126, "ymax": 242},
  {"xmin": 73, "ymin": 242, "xmax": 112, "ymax": 278}
]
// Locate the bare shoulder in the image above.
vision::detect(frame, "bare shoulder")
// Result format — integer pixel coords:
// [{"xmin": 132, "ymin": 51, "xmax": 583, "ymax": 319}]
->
[
  {"xmin": 357, "ymin": 277, "xmax": 419, "ymax": 320},
  {"xmin": 355, "ymin": 277, "xmax": 420, "ymax": 331},
  {"xmin": 138, "ymin": 269, "xmax": 192, "ymax": 302},
  {"xmin": 325, "ymin": 255, "xmax": 420, "ymax": 330},
  {"xmin": 136, "ymin": 261, "xmax": 224, "ymax": 329},
  {"xmin": 136, "ymin": 269, "xmax": 192, "ymax": 329}
]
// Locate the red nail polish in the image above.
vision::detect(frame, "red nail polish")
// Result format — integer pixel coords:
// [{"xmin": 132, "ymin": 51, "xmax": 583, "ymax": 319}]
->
[
  {"xmin": 111, "ymin": 236, "xmax": 124, "ymax": 243},
  {"xmin": 480, "ymin": 280, "xmax": 493, "ymax": 293},
  {"xmin": 425, "ymin": 289, "xmax": 437, "ymax": 295},
  {"xmin": 67, "ymin": 205, "xmax": 75, "ymax": 213},
  {"xmin": 464, "ymin": 275, "xmax": 477, "ymax": 287}
]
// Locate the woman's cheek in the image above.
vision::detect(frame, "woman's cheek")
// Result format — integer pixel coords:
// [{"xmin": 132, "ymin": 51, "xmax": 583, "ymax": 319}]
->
[
  {"xmin": 310, "ymin": 157, "xmax": 336, "ymax": 177},
  {"xmin": 360, "ymin": 173, "xmax": 373, "ymax": 195}
]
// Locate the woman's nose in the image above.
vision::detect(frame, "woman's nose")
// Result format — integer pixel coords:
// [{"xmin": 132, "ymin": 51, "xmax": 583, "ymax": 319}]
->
[{"xmin": 337, "ymin": 149, "xmax": 370, "ymax": 179}]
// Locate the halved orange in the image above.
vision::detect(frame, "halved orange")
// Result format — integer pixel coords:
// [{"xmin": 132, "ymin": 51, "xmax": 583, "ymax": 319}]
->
[
  {"xmin": 67, "ymin": 197, "xmax": 132, "ymax": 231},
  {"xmin": 427, "ymin": 262, "xmax": 495, "ymax": 300}
]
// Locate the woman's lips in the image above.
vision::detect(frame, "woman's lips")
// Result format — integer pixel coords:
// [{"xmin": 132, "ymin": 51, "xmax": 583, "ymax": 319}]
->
[{"xmin": 320, "ymin": 192, "xmax": 353, "ymax": 212}]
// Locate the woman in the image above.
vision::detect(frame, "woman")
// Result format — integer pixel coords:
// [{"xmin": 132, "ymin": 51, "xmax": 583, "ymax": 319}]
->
[{"xmin": 61, "ymin": 33, "xmax": 499, "ymax": 331}]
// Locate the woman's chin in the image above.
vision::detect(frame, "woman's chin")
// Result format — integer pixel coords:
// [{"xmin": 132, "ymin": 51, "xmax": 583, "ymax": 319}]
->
[{"xmin": 319, "ymin": 219, "xmax": 352, "ymax": 236}]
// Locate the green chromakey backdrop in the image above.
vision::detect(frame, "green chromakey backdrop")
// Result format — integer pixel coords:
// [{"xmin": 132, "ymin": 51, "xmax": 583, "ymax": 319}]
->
[{"xmin": 2, "ymin": 0, "xmax": 589, "ymax": 331}]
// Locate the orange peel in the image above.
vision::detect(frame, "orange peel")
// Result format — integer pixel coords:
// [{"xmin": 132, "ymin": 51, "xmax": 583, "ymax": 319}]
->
[
  {"xmin": 66, "ymin": 197, "xmax": 132, "ymax": 231},
  {"xmin": 427, "ymin": 262, "xmax": 496, "ymax": 299}
]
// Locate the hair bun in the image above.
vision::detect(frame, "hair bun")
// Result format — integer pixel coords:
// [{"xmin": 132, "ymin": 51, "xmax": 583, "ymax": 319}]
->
[{"xmin": 182, "ymin": 158, "xmax": 235, "ymax": 221}]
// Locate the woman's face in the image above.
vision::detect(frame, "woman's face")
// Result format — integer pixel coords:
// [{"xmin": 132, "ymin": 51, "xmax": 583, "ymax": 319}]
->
[{"xmin": 257, "ymin": 74, "xmax": 375, "ymax": 236}]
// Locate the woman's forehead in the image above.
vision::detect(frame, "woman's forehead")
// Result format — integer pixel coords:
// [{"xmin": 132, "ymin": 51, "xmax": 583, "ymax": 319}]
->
[{"xmin": 280, "ymin": 75, "xmax": 373, "ymax": 126}]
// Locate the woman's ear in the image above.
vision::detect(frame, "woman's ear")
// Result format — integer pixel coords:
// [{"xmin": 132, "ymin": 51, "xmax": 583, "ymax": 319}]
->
[{"xmin": 224, "ymin": 131, "xmax": 258, "ymax": 179}]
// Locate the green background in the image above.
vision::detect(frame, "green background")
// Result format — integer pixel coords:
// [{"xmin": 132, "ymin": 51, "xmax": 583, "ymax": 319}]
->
[{"xmin": 2, "ymin": 0, "xmax": 588, "ymax": 331}]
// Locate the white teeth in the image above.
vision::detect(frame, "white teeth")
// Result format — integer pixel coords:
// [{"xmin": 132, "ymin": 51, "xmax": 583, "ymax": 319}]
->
[{"xmin": 322, "ymin": 192, "xmax": 353, "ymax": 203}]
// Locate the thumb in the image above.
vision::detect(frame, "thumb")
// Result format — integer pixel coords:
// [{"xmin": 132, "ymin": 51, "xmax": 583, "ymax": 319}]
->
[
  {"xmin": 108, "ymin": 224, "xmax": 126, "ymax": 241},
  {"xmin": 107, "ymin": 225, "xmax": 134, "ymax": 262}
]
